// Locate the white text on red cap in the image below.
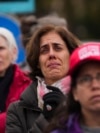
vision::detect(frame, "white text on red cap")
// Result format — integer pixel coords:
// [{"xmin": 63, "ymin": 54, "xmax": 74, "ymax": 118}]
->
[{"xmin": 78, "ymin": 45, "xmax": 100, "ymax": 59}]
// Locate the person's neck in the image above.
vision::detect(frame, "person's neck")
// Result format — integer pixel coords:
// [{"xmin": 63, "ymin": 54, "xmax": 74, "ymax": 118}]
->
[
  {"xmin": 45, "ymin": 78, "xmax": 59, "ymax": 85},
  {"xmin": 81, "ymin": 109, "xmax": 100, "ymax": 127}
]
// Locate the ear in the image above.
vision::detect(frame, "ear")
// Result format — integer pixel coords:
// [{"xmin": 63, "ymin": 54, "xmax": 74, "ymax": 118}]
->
[
  {"xmin": 72, "ymin": 87, "xmax": 79, "ymax": 101},
  {"xmin": 11, "ymin": 47, "xmax": 17, "ymax": 62}
]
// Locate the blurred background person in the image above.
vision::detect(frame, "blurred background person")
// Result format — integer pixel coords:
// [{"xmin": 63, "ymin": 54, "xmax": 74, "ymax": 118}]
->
[
  {"xmin": 45, "ymin": 42, "xmax": 100, "ymax": 133},
  {"xmin": 6, "ymin": 25, "xmax": 81, "ymax": 133},
  {"xmin": 0, "ymin": 27, "xmax": 31, "ymax": 133}
]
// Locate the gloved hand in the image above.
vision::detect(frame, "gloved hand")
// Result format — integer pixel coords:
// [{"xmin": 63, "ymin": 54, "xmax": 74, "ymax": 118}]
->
[{"xmin": 43, "ymin": 86, "xmax": 65, "ymax": 121}]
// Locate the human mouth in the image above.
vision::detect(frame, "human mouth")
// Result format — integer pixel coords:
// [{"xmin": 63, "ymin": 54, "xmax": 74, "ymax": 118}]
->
[
  {"xmin": 47, "ymin": 63, "xmax": 60, "ymax": 68},
  {"xmin": 91, "ymin": 95, "xmax": 100, "ymax": 101}
]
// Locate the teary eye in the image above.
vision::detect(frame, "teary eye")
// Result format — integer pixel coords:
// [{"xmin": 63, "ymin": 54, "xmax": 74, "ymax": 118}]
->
[
  {"xmin": 53, "ymin": 43, "xmax": 63, "ymax": 51},
  {"xmin": 40, "ymin": 45, "xmax": 49, "ymax": 54}
]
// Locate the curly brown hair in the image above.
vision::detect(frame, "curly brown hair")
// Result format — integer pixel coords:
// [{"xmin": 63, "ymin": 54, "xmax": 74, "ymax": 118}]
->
[{"xmin": 26, "ymin": 24, "xmax": 81, "ymax": 79}]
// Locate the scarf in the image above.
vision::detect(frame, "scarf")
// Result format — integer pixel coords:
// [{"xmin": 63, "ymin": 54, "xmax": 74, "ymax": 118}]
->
[
  {"xmin": 36, "ymin": 76, "xmax": 71, "ymax": 109},
  {"xmin": 0, "ymin": 65, "xmax": 14, "ymax": 112}
]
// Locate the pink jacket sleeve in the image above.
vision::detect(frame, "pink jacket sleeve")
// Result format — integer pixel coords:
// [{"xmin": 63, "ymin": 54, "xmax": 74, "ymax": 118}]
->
[{"xmin": 0, "ymin": 112, "xmax": 6, "ymax": 133}]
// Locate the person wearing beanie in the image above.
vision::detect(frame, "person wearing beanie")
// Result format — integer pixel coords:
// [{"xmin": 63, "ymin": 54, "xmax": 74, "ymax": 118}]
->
[
  {"xmin": 45, "ymin": 42, "xmax": 100, "ymax": 133},
  {"xmin": 0, "ymin": 27, "xmax": 31, "ymax": 133}
]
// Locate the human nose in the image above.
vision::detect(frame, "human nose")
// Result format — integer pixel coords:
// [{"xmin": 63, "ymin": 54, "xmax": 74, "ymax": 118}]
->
[
  {"xmin": 49, "ymin": 47, "xmax": 55, "ymax": 54},
  {"xmin": 49, "ymin": 48, "xmax": 55, "ymax": 58},
  {"xmin": 91, "ymin": 77, "xmax": 100, "ymax": 90}
]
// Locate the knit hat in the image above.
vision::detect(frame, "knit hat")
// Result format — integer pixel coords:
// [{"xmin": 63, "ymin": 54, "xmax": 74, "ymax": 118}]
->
[
  {"xmin": 0, "ymin": 27, "xmax": 18, "ymax": 62},
  {"xmin": 69, "ymin": 42, "xmax": 100, "ymax": 75}
]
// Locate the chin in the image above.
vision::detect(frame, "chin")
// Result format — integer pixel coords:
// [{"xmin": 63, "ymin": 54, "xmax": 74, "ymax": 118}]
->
[
  {"xmin": 50, "ymin": 75, "xmax": 63, "ymax": 81},
  {"xmin": 90, "ymin": 105, "xmax": 100, "ymax": 112}
]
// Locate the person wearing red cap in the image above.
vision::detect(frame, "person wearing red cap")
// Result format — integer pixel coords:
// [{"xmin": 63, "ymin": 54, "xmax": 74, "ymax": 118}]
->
[{"xmin": 45, "ymin": 42, "xmax": 100, "ymax": 133}]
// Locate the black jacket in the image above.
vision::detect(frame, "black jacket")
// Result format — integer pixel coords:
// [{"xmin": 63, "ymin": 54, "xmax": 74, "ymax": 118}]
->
[{"xmin": 6, "ymin": 82, "xmax": 48, "ymax": 133}]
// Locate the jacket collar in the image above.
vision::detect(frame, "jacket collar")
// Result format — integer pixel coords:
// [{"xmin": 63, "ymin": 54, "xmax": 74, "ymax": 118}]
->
[{"xmin": 20, "ymin": 81, "xmax": 38, "ymax": 108}]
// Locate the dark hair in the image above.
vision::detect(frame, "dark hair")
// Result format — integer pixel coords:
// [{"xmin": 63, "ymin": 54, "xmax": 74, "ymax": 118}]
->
[
  {"xmin": 26, "ymin": 24, "xmax": 81, "ymax": 79},
  {"xmin": 45, "ymin": 71, "xmax": 81, "ymax": 133}
]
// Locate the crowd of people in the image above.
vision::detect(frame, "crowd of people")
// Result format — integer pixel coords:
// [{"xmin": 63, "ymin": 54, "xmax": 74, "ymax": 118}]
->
[{"xmin": 0, "ymin": 13, "xmax": 100, "ymax": 133}]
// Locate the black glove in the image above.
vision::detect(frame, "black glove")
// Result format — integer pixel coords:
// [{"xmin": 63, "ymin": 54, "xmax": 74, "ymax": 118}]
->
[{"xmin": 43, "ymin": 86, "xmax": 65, "ymax": 121}]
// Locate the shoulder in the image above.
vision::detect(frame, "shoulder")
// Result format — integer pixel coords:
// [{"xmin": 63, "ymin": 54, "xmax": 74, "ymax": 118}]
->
[
  {"xmin": 7, "ymin": 100, "xmax": 20, "ymax": 113},
  {"xmin": 13, "ymin": 64, "xmax": 32, "ymax": 83},
  {"xmin": 13, "ymin": 64, "xmax": 29, "ymax": 77},
  {"xmin": 7, "ymin": 100, "xmax": 26, "ymax": 120},
  {"xmin": 6, "ymin": 101, "xmax": 20, "ymax": 122}
]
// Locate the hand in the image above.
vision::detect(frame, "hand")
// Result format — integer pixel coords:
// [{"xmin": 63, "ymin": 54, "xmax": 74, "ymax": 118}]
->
[{"xmin": 43, "ymin": 86, "xmax": 65, "ymax": 120}]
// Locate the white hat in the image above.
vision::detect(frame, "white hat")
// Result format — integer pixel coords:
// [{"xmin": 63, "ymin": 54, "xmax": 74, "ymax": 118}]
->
[{"xmin": 0, "ymin": 27, "xmax": 18, "ymax": 62}]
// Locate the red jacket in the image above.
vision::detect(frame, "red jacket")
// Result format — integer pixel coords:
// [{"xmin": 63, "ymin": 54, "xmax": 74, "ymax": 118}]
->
[{"xmin": 0, "ymin": 64, "xmax": 31, "ymax": 133}]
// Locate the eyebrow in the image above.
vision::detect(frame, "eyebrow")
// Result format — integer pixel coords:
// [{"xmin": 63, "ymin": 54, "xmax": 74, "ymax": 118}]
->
[
  {"xmin": 40, "ymin": 44, "xmax": 48, "ymax": 49},
  {"xmin": 40, "ymin": 42, "xmax": 65, "ymax": 48}
]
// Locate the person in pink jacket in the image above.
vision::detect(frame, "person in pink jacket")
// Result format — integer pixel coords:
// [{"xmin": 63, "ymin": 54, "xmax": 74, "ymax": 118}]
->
[{"xmin": 0, "ymin": 27, "xmax": 31, "ymax": 133}]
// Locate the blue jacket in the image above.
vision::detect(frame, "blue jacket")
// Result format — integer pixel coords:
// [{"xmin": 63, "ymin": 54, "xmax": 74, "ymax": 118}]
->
[{"xmin": 51, "ymin": 114, "xmax": 82, "ymax": 133}]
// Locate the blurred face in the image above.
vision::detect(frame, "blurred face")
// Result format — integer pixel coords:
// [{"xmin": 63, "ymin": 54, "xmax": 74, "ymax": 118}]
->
[
  {"xmin": 73, "ymin": 61, "xmax": 100, "ymax": 115},
  {"xmin": 0, "ymin": 36, "xmax": 14, "ymax": 76},
  {"xmin": 39, "ymin": 31, "xmax": 70, "ymax": 85}
]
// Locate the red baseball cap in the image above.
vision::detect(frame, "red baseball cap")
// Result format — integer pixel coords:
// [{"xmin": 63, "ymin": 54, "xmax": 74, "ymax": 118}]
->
[{"xmin": 69, "ymin": 42, "xmax": 100, "ymax": 75}]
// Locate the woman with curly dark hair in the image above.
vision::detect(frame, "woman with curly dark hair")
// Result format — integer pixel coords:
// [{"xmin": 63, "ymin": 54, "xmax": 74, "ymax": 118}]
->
[{"xmin": 6, "ymin": 25, "xmax": 80, "ymax": 133}]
